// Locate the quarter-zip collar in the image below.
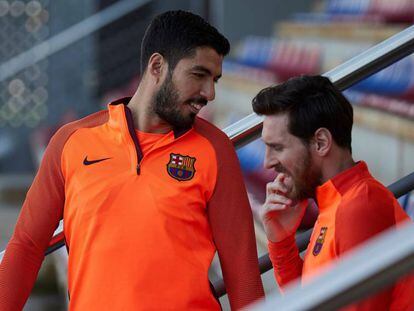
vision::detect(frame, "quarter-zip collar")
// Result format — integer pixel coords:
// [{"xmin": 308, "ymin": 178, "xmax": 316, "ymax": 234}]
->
[
  {"xmin": 108, "ymin": 97, "xmax": 191, "ymax": 137},
  {"xmin": 316, "ymin": 161, "xmax": 370, "ymax": 212},
  {"xmin": 108, "ymin": 97, "xmax": 142, "ymax": 174},
  {"xmin": 107, "ymin": 97, "xmax": 193, "ymax": 174}
]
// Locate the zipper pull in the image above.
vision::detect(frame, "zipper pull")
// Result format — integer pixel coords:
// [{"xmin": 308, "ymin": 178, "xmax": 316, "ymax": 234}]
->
[{"xmin": 136, "ymin": 163, "xmax": 141, "ymax": 175}]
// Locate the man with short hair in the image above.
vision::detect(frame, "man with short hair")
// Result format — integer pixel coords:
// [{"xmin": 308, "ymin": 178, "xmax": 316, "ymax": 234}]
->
[
  {"xmin": 0, "ymin": 11, "xmax": 264, "ymax": 310},
  {"xmin": 252, "ymin": 75, "xmax": 414, "ymax": 310}
]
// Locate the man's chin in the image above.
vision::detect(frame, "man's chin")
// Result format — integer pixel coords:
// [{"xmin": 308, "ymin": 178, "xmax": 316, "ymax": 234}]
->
[
  {"xmin": 158, "ymin": 111, "xmax": 196, "ymax": 129},
  {"xmin": 289, "ymin": 185, "xmax": 311, "ymax": 202},
  {"xmin": 172, "ymin": 116, "xmax": 196, "ymax": 129},
  {"xmin": 182, "ymin": 115, "xmax": 196, "ymax": 127},
  {"xmin": 287, "ymin": 192, "xmax": 301, "ymax": 202}
]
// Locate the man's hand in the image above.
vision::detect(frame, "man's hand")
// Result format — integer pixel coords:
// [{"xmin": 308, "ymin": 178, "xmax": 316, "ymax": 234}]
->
[{"xmin": 260, "ymin": 173, "xmax": 307, "ymax": 243}]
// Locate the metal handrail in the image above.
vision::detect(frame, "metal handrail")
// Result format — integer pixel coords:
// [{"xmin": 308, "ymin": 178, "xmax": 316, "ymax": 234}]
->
[
  {"xmin": 250, "ymin": 221, "xmax": 414, "ymax": 311},
  {"xmin": 0, "ymin": 22, "xmax": 413, "ymax": 301},
  {"xmin": 226, "ymin": 24, "xmax": 414, "ymax": 151},
  {"xmin": 213, "ymin": 170, "xmax": 414, "ymax": 298},
  {"xmin": 212, "ymin": 24, "xmax": 414, "ymax": 297}
]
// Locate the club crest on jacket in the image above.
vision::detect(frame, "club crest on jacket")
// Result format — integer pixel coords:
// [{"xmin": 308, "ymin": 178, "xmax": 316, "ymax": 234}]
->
[
  {"xmin": 312, "ymin": 226, "xmax": 328, "ymax": 256},
  {"xmin": 167, "ymin": 153, "xmax": 196, "ymax": 181}
]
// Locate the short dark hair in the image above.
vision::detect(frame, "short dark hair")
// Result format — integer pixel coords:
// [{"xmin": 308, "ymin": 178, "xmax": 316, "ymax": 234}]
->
[
  {"xmin": 252, "ymin": 75, "xmax": 353, "ymax": 152},
  {"xmin": 140, "ymin": 10, "xmax": 230, "ymax": 74}
]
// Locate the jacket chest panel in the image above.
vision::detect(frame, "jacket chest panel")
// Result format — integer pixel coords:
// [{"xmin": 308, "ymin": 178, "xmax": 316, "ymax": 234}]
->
[
  {"xmin": 64, "ymin": 150, "xmax": 214, "ymax": 239},
  {"xmin": 302, "ymin": 212, "xmax": 337, "ymax": 280}
]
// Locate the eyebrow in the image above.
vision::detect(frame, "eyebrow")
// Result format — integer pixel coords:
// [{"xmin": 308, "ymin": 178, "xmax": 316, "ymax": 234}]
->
[
  {"xmin": 264, "ymin": 141, "xmax": 283, "ymax": 149},
  {"xmin": 192, "ymin": 65, "xmax": 222, "ymax": 81}
]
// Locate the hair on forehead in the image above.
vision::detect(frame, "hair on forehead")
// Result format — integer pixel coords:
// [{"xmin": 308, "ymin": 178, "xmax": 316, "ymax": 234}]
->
[
  {"xmin": 252, "ymin": 75, "xmax": 353, "ymax": 152},
  {"xmin": 140, "ymin": 10, "xmax": 230, "ymax": 75}
]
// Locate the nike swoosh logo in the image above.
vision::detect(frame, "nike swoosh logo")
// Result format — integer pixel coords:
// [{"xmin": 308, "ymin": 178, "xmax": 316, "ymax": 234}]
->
[{"xmin": 83, "ymin": 156, "xmax": 111, "ymax": 166}]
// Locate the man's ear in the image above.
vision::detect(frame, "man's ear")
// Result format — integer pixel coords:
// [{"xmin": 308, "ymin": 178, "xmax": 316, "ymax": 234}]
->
[
  {"xmin": 147, "ymin": 53, "xmax": 166, "ymax": 82},
  {"xmin": 312, "ymin": 128, "xmax": 332, "ymax": 157}
]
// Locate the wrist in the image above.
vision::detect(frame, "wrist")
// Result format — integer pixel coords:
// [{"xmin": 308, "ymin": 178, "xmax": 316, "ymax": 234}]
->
[
  {"xmin": 268, "ymin": 234, "xmax": 296, "ymax": 250},
  {"xmin": 264, "ymin": 227, "xmax": 292, "ymax": 243}
]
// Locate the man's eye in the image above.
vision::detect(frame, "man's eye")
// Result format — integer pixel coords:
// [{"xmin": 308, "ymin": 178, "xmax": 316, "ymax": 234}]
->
[{"xmin": 193, "ymin": 72, "xmax": 205, "ymax": 78}]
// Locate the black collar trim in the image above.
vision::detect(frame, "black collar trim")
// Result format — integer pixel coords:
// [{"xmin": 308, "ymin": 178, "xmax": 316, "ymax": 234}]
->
[{"xmin": 110, "ymin": 97, "xmax": 132, "ymax": 106}]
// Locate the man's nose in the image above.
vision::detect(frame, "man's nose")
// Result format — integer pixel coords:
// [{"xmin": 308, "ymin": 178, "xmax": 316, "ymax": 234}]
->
[
  {"xmin": 200, "ymin": 81, "xmax": 215, "ymax": 101},
  {"xmin": 264, "ymin": 149, "xmax": 279, "ymax": 170}
]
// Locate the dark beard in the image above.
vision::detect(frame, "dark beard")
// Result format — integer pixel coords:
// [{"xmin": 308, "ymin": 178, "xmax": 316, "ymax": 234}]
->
[
  {"xmin": 275, "ymin": 147, "xmax": 321, "ymax": 201},
  {"xmin": 294, "ymin": 150, "xmax": 320, "ymax": 201},
  {"xmin": 153, "ymin": 74, "xmax": 196, "ymax": 129}
]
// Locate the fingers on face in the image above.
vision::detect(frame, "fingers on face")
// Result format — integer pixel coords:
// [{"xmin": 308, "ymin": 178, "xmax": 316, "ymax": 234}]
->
[
  {"xmin": 267, "ymin": 193, "xmax": 292, "ymax": 205},
  {"xmin": 263, "ymin": 193, "xmax": 292, "ymax": 214},
  {"xmin": 266, "ymin": 173, "xmax": 289, "ymax": 195}
]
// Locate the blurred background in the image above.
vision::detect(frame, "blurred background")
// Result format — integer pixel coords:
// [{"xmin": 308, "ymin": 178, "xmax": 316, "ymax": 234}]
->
[{"xmin": 1, "ymin": 0, "xmax": 414, "ymax": 309}]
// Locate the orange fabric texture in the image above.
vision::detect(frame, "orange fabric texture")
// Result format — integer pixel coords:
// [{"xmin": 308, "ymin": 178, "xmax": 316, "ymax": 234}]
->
[
  {"xmin": 0, "ymin": 98, "xmax": 264, "ymax": 310},
  {"xmin": 269, "ymin": 161, "xmax": 414, "ymax": 310}
]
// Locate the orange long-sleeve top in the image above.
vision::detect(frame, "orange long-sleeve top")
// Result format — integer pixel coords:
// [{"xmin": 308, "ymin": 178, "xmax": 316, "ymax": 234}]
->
[
  {"xmin": 269, "ymin": 161, "xmax": 414, "ymax": 310},
  {"xmin": 0, "ymin": 98, "xmax": 264, "ymax": 310}
]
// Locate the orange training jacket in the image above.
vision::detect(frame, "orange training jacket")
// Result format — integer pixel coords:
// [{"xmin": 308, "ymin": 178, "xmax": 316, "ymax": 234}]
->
[
  {"xmin": 269, "ymin": 161, "xmax": 414, "ymax": 310},
  {"xmin": 0, "ymin": 98, "xmax": 264, "ymax": 310}
]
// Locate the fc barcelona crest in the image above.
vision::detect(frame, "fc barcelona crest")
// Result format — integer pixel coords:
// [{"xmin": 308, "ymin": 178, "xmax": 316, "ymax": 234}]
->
[
  {"xmin": 166, "ymin": 153, "xmax": 196, "ymax": 181},
  {"xmin": 312, "ymin": 227, "xmax": 328, "ymax": 256}
]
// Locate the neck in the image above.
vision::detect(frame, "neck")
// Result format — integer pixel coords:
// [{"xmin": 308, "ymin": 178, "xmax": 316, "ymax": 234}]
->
[
  {"xmin": 320, "ymin": 149, "xmax": 355, "ymax": 184},
  {"xmin": 127, "ymin": 79, "xmax": 172, "ymax": 134}
]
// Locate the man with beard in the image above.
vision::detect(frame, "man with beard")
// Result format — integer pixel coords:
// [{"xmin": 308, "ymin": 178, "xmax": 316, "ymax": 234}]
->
[
  {"xmin": 252, "ymin": 75, "xmax": 414, "ymax": 310},
  {"xmin": 0, "ymin": 11, "xmax": 264, "ymax": 310}
]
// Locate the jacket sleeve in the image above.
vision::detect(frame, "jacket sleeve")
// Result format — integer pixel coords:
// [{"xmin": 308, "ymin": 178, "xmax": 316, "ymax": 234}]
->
[
  {"xmin": 335, "ymin": 184, "xmax": 396, "ymax": 255},
  {"xmin": 268, "ymin": 234, "xmax": 303, "ymax": 290},
  {"xmin": 0, "ymin": 129, "xmax": 67, "ymax": 310},
  {"xmin": 207, "ymin": 137, "xmax": 264, "ymax": 310}
]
